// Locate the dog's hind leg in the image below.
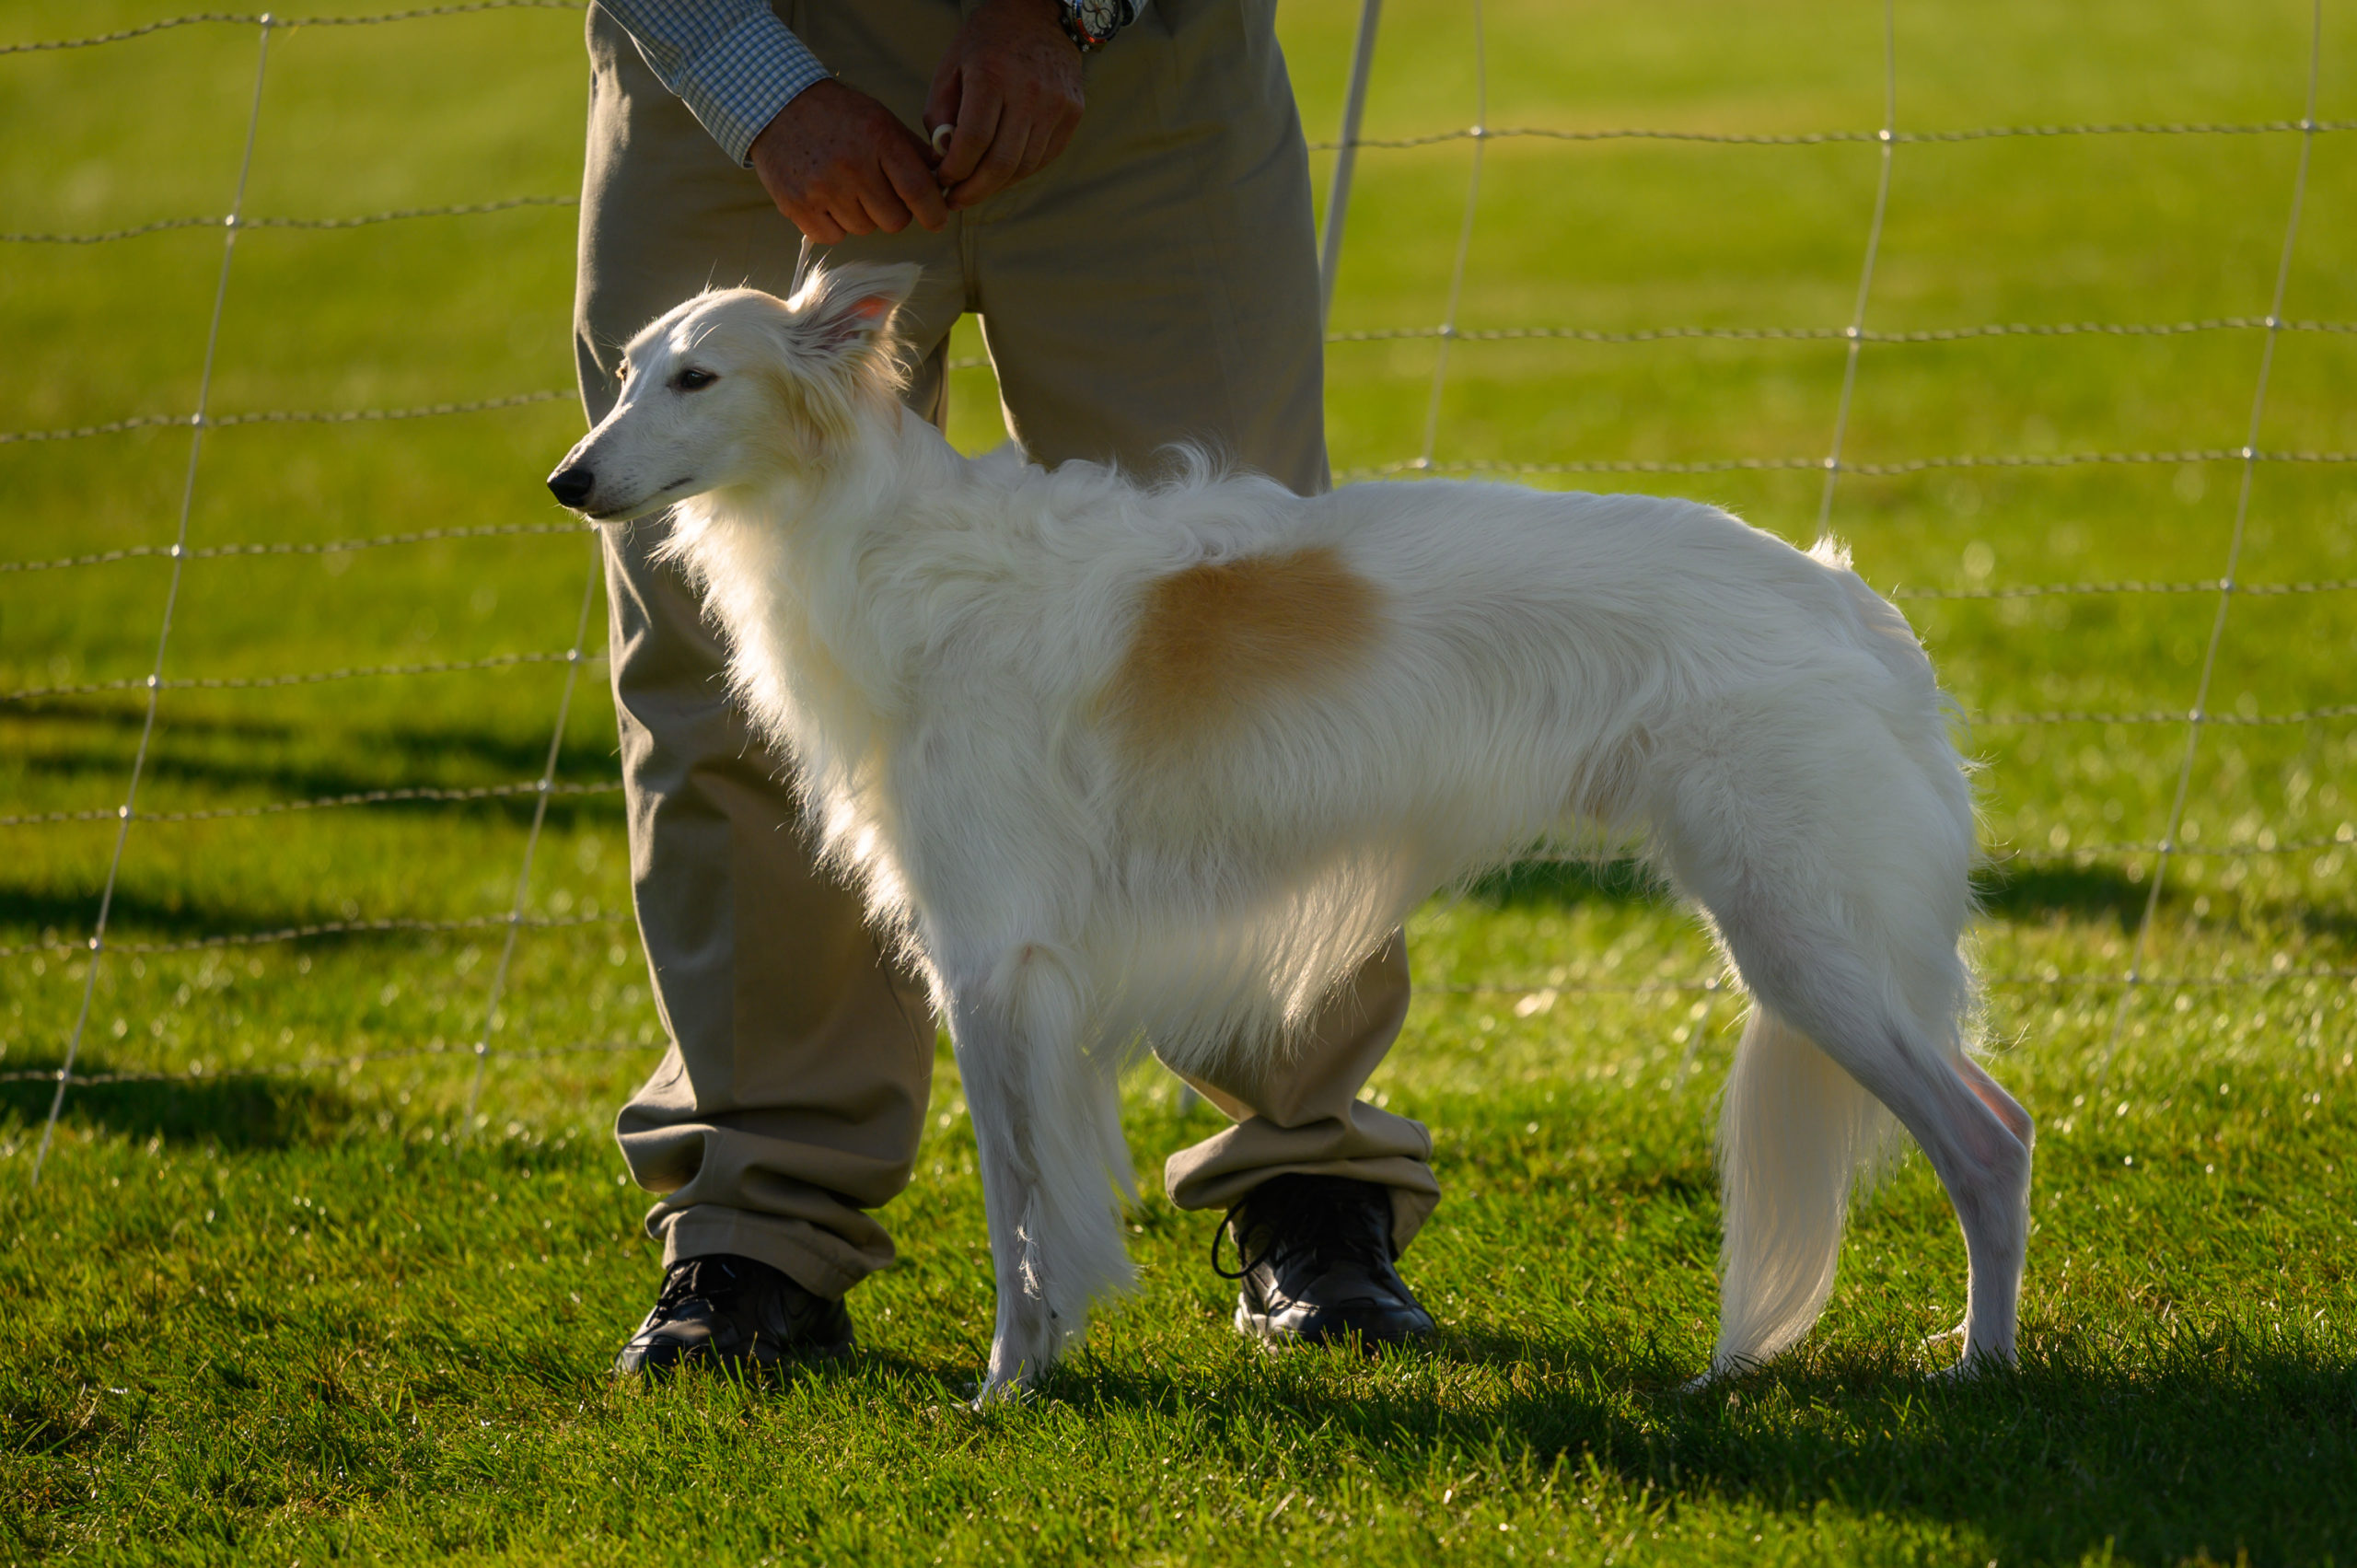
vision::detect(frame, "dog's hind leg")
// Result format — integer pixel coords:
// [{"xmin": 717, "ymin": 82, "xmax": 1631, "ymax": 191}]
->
[
  {"xmin": 1658, "ymin": 700, "xmax": 2030, "ymax": 1378},
  {"xmin": 944, "ymin": 946, "xmax": 1135, "ymax": 1403},
  {"xmin": 1911, "ymin": 1051, "xmax": 2035, "ymax": 1362},
  {"xmin": 1706, "ymin": 958, "xmax": 2030, "ymax": 1377},
  {"xmin": 1956, "ymin": 1051, "xmax": 2034, "ymax": 1146}
]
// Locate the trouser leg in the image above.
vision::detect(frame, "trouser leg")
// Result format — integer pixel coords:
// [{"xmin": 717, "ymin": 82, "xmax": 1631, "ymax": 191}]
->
[
  {"xmin": 958, "ymin": 0, "xmax": 1438, "ymax": 1248},
  {"xmin": 1159, "ymin": 934, "xmax": 1439, "ymax": 1247},
  {"xmin": 598, "ymin": 531, "xmax": 936, "ymax": 1298},
  {"xmin": 580, "ymin": 3, "xmax": 960, "ymax": 1296},
  {"xmin": 580, "ymin": 0, "xmax": 1442, "ymax": 1283}
]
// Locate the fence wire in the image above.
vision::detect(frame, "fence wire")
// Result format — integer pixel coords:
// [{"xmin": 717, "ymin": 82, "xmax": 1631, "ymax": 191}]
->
[
  {"xmin": 3, "ymin": 648, "xmax": 605, "ymax": 704},
  {"xmin": 3, "ymin": 0, "xmax": 2351, "ymax": 1167},
  {"xmin": 0, "ymin": 193, "xmax": 576, "ymax": 245},
  {"xmin": 0, "ymin": 2, "xmax": 583, "ymax": 55},
  {"xmin": 1309, "ymin": 118, "xmax": 2356, "ymax": 151},
  {"xmin": 28, "ymin": 16, "xmax": 275, "ymax": 1184},
  {"xmin": 0, "ymin": 778, "xmax": 621, "ymax": 831},
  {"xmin": 2095, "ymin": 0, "xmax": 2328, "ymax": 1085},
  {"xmin": 463, "ymin": 543, "xmax": 604, "ymax": 1128},
  {"xmin": 0, "ymin": 909, "xmax": 627, "ymax": 964},
  {"xmin": 0, "ymin": 389, "xmax": 575, "ymax": 447}
]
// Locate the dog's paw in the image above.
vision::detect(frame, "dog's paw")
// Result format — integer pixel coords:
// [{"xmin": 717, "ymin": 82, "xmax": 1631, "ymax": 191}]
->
[
  {"xmin": 968, "ymin": 1374, "xmax": 1036, "ymax": 1412},
  {"xmin": 1928, "ymin": 1342, "xmax": 2015, "ymax": 1383},
  {"xmin": 974, "ymin": 1330, "xmax": 1058, "ymax": 1410},
  {"xmin": 1678, "ymin": 1353, "xmax": 1763, "ymax": 1394}
]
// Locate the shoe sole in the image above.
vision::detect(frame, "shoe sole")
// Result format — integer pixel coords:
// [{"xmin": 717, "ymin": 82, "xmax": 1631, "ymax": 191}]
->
[
  {"xmin": 1233, "ymin": 1300, "xmax": 1431, "ymax": 1350},
  {"xmin": 614, "ymin": 1336, "xmax": 854, "ymax": 1379}
]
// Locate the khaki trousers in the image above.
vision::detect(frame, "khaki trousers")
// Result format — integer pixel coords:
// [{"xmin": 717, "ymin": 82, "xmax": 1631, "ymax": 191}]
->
[{"xmin": 576, "ymin": 0, "xmax": 1439, "ymax": 1299}]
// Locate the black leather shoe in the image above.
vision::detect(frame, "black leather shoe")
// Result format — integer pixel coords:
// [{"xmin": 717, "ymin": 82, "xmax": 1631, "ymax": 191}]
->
[
  {"xmin": 613, "ymin": 1253, "xmax": 853, "ymax": 1376},
  {"xmin": 1214, "ymin": 1174, "xmax": 1435, "ymax": 1348}
]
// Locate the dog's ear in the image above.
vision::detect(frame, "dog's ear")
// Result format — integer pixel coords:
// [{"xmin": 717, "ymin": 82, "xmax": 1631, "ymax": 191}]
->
[{"xmin": 784, "ymin": 261, "xmax": 923, "ymax": 366}]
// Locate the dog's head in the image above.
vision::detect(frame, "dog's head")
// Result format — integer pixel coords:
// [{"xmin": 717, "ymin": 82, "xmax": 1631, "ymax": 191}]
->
[{"xmin": 546, "ymin": 261, "xmax": 921, "ymax": 522}]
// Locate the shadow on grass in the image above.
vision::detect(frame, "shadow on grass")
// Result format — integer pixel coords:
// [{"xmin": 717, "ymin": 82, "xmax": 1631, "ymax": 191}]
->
[
  {"xmin": 0, "ymin": 885, "xmax": 473, "ymax": 946},
  {"xmin": 1974, "ymin": 856, "xmax": 2357, "ymax": 949},
  {"xmin": 13, "ymin": 700, "xmax": 622, "ymax": 829},
  {"xmin": 1051, "ymin": 1323, "xmax": 2357, "ymax": 1564},
  {"xmin": 1974, "ymin": 858, "xmax": 2149, "ymax": 928},
  {"xmin": 1460, "ymin": 857, "xmax": 1670, "ymax": 911},
  {"xmin": 1455, "ymin": 853, "xmax": 2357, "ymax": 951},
  {"xmin": 0, "ymin": 1051, "xmax": 353, "ymax": 1149},
  {"xmin": 0, "ymin": 874, "xmax": 634, "ymax": 947},
  {"xmin": 1457, "ymin": 853, "xmax": 2176, "ymax": 926}
]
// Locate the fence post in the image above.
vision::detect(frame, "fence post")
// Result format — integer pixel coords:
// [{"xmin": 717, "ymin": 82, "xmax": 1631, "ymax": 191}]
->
[{"xmin": 1317, "ymin": 0, "xmax": 1384, "ymax": 331}]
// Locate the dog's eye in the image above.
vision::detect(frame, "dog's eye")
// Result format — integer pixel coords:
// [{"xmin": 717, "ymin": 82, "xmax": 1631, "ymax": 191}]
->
[{"xmin": 672, "ymin": 367, "xmax": 717, "ymax": 391}]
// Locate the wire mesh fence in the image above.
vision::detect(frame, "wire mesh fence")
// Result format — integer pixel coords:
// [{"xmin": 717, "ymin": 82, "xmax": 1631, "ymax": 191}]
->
[{"xmin": 3, "ymin": 0, "xmax": 2350, "ymax": 1172}]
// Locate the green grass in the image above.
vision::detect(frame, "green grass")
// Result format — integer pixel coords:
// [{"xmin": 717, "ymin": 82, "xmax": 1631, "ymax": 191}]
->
[{"xmin": 4, "ymin": 0, "xmax": 2355, "ymax": 1562}]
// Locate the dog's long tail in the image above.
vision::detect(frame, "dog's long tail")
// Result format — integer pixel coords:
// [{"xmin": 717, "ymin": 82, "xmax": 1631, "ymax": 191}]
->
[{"xmin": 1711, "ymin": 1002, "xmax": 1900, "ymax": 1370}]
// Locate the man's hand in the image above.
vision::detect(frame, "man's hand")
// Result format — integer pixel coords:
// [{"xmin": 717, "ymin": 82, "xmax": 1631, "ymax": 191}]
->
[
  {"xmin": 749, "ymin": 78, "xmax": 949, "ymax": 244},
  {"xmin": 924, "ymin": 0, "xmax": 1086, "ymax": 211}
]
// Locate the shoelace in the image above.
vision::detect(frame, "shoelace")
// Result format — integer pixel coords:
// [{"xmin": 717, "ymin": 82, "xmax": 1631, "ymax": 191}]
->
[
  {"xmin": 1209, "ymin": 1203, "xmax": 1273, "ymax": 1283},
  {"xmin": 1209, "ymin": 1186, "xmax": 1390, "ymax": 1284},
  {"xmin": 650, "ymin": 1257, "xmax": 740, "ymax": 1317}
]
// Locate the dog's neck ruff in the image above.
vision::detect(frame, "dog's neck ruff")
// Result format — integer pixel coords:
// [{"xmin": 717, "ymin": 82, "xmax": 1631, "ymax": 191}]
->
[
  {"xmin": 669, "ymin": 412, "xmax": 952, "ymax": 718},
  {"xmin": 661, "ymin": 412, "xmax": 1059, "ymax": 929}
]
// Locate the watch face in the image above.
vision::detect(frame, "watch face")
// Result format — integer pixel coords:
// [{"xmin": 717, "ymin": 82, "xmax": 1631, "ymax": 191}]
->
[{"xmin": 1074, "ymin": 0, "xmax": 1120, "ymax": 36}]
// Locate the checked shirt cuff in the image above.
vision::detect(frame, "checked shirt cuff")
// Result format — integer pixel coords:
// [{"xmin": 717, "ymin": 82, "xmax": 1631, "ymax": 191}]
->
[{"xmin": 629, "ymin": 6, "xmax": 832, "ymax": 167}]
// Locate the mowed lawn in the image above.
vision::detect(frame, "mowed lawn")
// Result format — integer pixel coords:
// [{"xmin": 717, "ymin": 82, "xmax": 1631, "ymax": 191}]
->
[{"xmin": 4, "ymin": 0, "xmax": 2355, "ymax": 1562}]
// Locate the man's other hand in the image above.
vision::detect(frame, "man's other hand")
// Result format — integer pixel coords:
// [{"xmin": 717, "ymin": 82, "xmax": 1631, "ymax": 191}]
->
[
  {"xmin": 925, "ymin": 0, "xmax": 1086, "ymax": 210},
  {"xmin": 749, "ymin": 78, "xmax": 950, "ymax": 244}
]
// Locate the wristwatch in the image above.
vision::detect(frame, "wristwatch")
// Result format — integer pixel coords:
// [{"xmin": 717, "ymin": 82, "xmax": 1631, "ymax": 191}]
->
[{"xmin": 1059, "ymin": 0, "xmax": 1132, "ymax": 52}]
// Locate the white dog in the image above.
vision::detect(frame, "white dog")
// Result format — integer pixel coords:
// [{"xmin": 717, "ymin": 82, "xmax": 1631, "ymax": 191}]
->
[{"xmin": 550, "ymin": 263, "xmax": 2034, "ymax": 1400}]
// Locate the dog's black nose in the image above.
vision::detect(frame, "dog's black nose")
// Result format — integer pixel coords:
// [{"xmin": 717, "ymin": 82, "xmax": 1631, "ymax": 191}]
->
[{"xmin": 547, "ymin": 466, "xmax": 595, "ymax": 508}]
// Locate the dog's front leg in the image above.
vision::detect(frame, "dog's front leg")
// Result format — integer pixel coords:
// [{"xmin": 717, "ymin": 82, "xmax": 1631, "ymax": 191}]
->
[{"xmin": 944, "ymin": 970, "xmax": 1074, "ymax": 1405}]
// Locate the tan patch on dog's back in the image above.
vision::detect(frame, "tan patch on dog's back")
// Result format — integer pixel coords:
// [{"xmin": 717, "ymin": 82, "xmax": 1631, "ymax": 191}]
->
[{"xmin": 1108, "ymin": 545, "xmax": 1383, "ymax": 761}]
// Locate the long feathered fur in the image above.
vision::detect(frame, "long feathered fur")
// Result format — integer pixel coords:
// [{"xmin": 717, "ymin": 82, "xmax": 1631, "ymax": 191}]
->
[{"xmin": 551, "ymin": 263, "xmax": 2036, "ymax": 1400}]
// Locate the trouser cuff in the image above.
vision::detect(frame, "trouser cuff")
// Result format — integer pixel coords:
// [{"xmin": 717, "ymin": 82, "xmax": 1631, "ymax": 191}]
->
[
  {"xmin": 1162, "ymin": 1111, "xmax": 1442, "ymax": 1254},
  {"xmin": 653, "ymin": 1203, "xmax": 887, "ymax": 1300}
]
